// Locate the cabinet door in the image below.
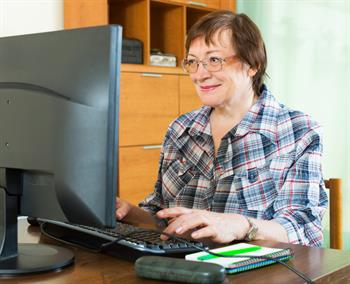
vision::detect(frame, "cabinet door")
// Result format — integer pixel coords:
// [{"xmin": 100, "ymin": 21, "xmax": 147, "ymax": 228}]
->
[
  {"xmin": 179, "ymin": 75, "xmax": 202, "ymax": 114},
  {"xmin": 119, "ymin": 146, "xmax": 161, "ymax": 205},
  {"xmin": 120, "ymin": 72, "xmax": 179, "ymax": 146}
]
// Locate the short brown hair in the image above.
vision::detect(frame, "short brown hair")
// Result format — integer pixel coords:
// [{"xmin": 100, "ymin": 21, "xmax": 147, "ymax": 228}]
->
[{"xmin": 185, "ymin": 10, "xmax": 267, "ymax": 96}]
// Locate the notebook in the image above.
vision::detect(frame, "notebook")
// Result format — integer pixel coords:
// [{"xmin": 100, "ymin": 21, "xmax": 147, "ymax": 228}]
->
[{"xmin": 185, "ymin": 243, "xmax": 293, "ymax": 274}]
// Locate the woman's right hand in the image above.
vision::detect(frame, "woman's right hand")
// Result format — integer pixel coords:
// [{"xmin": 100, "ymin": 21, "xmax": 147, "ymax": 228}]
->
[
  {"xmin": 115, "ymin": 198, "xmax": 133, "ymax": 220},
  {"xmin": 115, "ymin": 198, "xmax": 158, "ymax": 227}
]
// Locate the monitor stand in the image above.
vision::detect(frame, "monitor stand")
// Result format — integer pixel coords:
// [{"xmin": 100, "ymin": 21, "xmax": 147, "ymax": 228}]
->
[{"xmin": 0, "ymin": 169, "xmax": 74, "ymax": 276}]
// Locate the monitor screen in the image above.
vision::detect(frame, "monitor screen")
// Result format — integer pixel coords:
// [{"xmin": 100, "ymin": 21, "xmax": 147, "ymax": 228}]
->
[{"xmin": 0, "ymin": 25, "xmax": 122, "ymax": 275}]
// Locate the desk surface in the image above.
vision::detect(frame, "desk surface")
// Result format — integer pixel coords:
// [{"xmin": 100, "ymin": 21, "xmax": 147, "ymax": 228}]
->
[{"xmin": 1, "ymin": 218, "xmax": 350, "ymax": 283}]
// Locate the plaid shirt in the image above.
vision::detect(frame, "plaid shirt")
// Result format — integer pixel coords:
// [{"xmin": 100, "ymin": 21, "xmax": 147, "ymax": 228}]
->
[{"xmin": 140, "ymin": 85, "xmax": 328, "ymax": 247}]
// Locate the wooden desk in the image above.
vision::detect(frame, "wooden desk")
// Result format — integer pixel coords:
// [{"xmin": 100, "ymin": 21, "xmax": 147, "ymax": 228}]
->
[{"xmin": 1, "ymin": 218, "xmax": 350, "ymax": 283}]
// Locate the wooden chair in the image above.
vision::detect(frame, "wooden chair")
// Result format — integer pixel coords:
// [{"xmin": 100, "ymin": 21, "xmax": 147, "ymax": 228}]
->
[{"xmin": 324, "ymin": 178, "xmax": 343, "ymax": 249}]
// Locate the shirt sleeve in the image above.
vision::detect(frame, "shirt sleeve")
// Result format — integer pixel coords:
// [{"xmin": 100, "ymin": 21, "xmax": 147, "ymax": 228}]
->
[{"xmin": 272, "ymin": 126, "xmax": 328, "ymax": 246}]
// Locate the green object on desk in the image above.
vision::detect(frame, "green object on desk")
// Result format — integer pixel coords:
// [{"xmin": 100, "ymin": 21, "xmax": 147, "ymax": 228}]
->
[{"xmin": 197, "ymin": 245, "xmax": 262, "ymax": 261}]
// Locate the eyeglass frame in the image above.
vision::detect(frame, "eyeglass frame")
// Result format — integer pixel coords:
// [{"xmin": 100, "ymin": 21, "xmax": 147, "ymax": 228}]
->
[{"xmin": 181, "ymin": 55, "xmax": 239, "ymax": 74}]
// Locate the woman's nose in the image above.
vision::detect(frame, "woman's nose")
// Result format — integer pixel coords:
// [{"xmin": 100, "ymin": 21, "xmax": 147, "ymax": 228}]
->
[{"xmin": 192, "ymin": 62, "xmax": 211, "ymax": 81}]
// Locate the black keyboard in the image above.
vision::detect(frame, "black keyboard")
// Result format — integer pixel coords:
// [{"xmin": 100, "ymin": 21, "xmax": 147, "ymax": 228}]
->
[{"xmin": 39, "ymin": 220, "xmax": 207, "ymax": 261}]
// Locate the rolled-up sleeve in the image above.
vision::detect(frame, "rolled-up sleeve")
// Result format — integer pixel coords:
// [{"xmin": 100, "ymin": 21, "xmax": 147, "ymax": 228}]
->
[{"xmin": 272, "ymin": 127, "xmax": 328, "ymax": 246}]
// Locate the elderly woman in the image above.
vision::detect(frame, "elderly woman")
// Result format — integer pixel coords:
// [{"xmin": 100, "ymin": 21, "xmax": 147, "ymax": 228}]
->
[{"xmin": 117, "ymin": 10, "xmax": 327, "ymax": 246}]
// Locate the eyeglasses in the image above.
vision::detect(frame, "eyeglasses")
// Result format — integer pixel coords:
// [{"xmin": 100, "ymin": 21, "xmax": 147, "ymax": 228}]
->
[{"xmin": 182, "ymin": 55, "xmax": 239, "ymax": 74}]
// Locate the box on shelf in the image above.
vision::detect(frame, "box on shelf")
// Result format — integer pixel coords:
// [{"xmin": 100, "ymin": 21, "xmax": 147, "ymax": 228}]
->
[
  {"xmin": 150, "ymin": 50, "xmax": 177, "ymax": 67},
  {"xmin": 122, "ymin": 38, "xmax": 143, "ymax": 64}
]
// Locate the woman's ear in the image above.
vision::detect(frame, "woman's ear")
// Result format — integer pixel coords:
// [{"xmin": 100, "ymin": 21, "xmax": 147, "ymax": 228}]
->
[{"xmin": 248, "ymin": 67, "xmax": 258, "ymax": 77}]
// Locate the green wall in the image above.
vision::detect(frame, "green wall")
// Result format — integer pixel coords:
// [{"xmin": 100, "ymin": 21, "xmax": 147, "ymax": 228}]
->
[{"xmin": 237, "ymin": 0, "xmax": 350, "ymax": 249}]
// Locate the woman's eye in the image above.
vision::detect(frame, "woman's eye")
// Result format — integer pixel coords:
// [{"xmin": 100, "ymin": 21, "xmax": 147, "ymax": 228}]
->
[
  {"xmin": 209, "ymin": 57, "xmax": 221, "ymax": 64},
  {"xmin": 187, "ymin": 59, "xmax": 197, "ymax": 66}
]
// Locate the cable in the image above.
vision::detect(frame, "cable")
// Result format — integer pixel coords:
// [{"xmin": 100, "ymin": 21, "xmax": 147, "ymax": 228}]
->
[
  {"xmin": 99, "ymin": 231, "xmax": 137, "ymax": 251},
  {"xmin": 159, "ymin": 231, "xmax": 315, "ymax": 284}
]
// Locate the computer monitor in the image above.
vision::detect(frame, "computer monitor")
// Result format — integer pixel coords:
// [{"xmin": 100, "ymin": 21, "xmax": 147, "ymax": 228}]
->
[{"xmin": 0, "ymin": 25, "xmax": 122, "ymax": 275}]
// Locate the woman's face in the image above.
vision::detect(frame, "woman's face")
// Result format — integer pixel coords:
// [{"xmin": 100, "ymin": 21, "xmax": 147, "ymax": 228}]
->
[{"xmin": 187, "ymin": 29, "xmax": 255, "ymax": 109}]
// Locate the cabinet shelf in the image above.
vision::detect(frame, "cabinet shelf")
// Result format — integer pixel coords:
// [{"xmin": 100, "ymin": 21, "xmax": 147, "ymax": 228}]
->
[
  {"xmin": 150, "ymin": 1, "xmax": 185, "ymax": 66},
  {"xmin": 121, "ymin": 63, "xmax": 185, "ymax": 74}
]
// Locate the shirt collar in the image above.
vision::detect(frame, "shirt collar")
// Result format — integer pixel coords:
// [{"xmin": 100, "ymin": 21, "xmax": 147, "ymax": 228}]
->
[
  {"xmin": 235, "ymin": 85, "xmax": 279, "ymax": 144},
  {"xmin": 172, "ymin": 106, "xmax": 212, "ymax": 150},
  {"xmin": 187, "ymin": 106, "xmax": 212, "ymax": 138},
  {"xmin": 175, "ymin": 85, "xmax": 280, "ymax": 145}
]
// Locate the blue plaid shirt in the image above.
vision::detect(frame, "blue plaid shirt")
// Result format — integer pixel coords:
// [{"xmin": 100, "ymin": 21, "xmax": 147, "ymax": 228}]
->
[{"xmin": 140, "ymin": 85, "xmax": 328, "ymax": 246}]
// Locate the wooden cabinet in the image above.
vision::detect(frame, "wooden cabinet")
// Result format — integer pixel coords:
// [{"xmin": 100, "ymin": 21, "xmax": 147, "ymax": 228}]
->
[
  {"xmin": 172, "ymin": 0, "xmax": 235, "ymax": 10},
  {"xmin": 64, "ymin": 0, "xmax": 235, "ymax": 205},
  {"xmin": 65, "ymin": 0, "xmax": 236, "ymax": 66},
  {"xmin": 64, "ymin": 0, "xmax": 108, "ymax": 28},
  {"xmin": 119, "ymin": 67, "xmax": 200, "ymax": 205},
  {"xmin": 179, "ymin": 75, "xmax": 201, "ymax": 115},
  {"xmin": 120, "ymin": 72, "xmax": 179, "ymax": 146},
  {"xmin": 119, "ymin": 146, "xmax": 161, "ymax": 205},
  {"xmin": 150, "ymin": 2, "xmax": 186, "ymax": 66},
  {"xmin": 170, "ymin": 0, "xmax": 220, "ymax": 9}
]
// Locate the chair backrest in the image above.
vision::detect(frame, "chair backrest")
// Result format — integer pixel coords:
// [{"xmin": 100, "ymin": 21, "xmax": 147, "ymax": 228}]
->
[{"xmin": 324, "ymin": 178, "xmax": 343, "ymax": 249}]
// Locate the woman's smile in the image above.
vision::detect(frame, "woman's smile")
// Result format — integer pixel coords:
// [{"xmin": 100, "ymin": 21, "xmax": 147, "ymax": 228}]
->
[{"xmin": 199, "ymin": 84, "xmax": 221, "ymax": 93}]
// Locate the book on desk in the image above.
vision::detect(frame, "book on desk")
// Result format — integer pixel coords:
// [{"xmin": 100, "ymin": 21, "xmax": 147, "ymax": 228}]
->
[{"xmin": 186, "ymin": 243, "xmax": 293, "ymax": 274}]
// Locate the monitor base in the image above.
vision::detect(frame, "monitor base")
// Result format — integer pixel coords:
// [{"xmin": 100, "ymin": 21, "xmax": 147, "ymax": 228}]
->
[{"xmin": 0, "ymin": 243, "xmax": 74, "ymax": 276}]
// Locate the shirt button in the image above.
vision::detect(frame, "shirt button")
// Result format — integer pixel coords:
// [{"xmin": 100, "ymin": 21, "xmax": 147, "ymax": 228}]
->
[
  {"xmin": 197, "ymin": 136, "xmax": 204, "ymax": 144},
  {"xmin": 248, "ymin": 169, "xmax": 258, "ymax": 183}
]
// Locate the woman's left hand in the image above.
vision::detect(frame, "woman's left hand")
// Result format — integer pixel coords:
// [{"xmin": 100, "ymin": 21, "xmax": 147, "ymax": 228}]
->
[{"xmin": 156, "ymin": 207, "xmax": 249, "ymax": 243}]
